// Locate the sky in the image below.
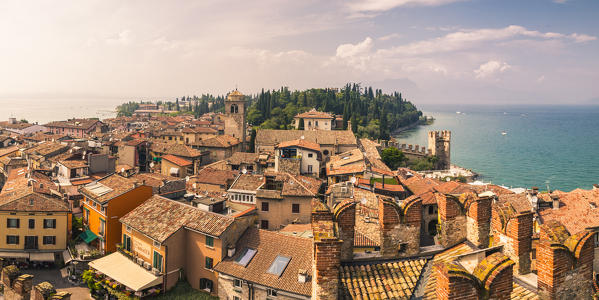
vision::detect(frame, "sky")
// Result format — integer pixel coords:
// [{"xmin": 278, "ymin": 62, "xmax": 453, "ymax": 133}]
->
[{"xmin": 0, "ymin": 0, "xmax": 598, "ymax": 106}]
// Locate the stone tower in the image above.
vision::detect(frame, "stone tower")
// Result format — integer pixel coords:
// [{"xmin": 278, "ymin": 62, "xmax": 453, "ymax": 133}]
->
[
  {"xmin": 427, "ymin": 130, "xmax": 451, "ymax": 170},
  {"xmin": 224, "ymin": 89, "xmax": 247, "ymax": 151}
]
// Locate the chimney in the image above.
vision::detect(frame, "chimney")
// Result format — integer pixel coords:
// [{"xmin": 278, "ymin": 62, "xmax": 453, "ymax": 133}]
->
[
  {"xmin": 551, "ymin": 195, "xmax": 560, "ymax": 210},
  {"xmin": 298, "ymin": 269, "xmax": 308, "ymax": 283},
  {"xmin": 227, "ymin": 245, "xmax": 236, "ymax": 258}
]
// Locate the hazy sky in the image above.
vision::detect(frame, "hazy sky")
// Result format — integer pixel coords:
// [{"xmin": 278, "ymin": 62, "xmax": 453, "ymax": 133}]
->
[{"xmin": 0, "ymin": 0, "xmax": 598, "ymax": 105}]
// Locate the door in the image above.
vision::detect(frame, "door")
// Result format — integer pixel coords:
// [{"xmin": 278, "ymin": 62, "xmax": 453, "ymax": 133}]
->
[{"xmin": 25, "ymin": 236, "xmax": 38, "ymax": 250}]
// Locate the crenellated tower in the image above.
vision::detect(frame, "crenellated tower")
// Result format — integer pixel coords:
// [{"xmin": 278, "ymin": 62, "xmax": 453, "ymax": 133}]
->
[{"xmin": 428, "ymin": 130, "xmax": 451, "ymax": 170}]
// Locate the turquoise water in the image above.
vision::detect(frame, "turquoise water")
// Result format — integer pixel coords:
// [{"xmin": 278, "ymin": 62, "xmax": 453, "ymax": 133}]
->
[{"xmin": 396, "ymin": 105, "xmax": 599, "ymax": 192}]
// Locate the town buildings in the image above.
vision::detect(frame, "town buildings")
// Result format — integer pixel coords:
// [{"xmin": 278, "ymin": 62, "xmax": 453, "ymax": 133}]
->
[{"xmin": 292, "ymin": 108, "xmax": 335, "ymax": 130}]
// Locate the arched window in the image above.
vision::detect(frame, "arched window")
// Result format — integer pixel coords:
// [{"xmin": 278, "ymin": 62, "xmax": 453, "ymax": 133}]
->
[{"xmin": 230, "ymin": 104, "xmax": 238, "ymax": 113}]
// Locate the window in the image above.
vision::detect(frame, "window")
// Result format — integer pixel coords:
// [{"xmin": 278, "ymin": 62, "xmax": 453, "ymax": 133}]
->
[
  {"xmin": 267, "ymin": 289, "xmax": 278, "ymax": 297},
  {"xmin": 99, "ymin": 219, "xmax": 105, "ymax": 236},
  {"xmin": 267, "ymin": 255, "xmax": 290, "ymax": 277},
  {"xmin": 123, "ymin": 234, "xmax": 131, "ymax": 251},
  {"xmin": 205, "ymin": 256, "xmax": 213, "ymax": 269},
  {"xmin": 261, "ymin": 220, "xmax": 269, "ymax": 230},
  {"xmin": 43, "ymin": 236, "xmax": 56, "ymax": 245},
  {"xmin": 199, "ymin": 278, "xmax": 214, "ymax": 292},
  {"xmin": 233, "ymin": 278, "xmax": 242, "ymax": 288},
  {"xmin": 323, "ymin": 150, "xmax": 329, "ymax": 155},
  {"xmin": 234, "ymin": 248, "xmax": 257, "ymax": 267},
  {"xmin": 83, "ymin": 208, "xmax": 89, "ymax": 222},
  {"xmin": 206, "ymin": 236, "xmax": 214, "ymax": 247},
  {"xmin": 308, "ymin": 165, "xmax": 313, "ymax": 173},
  {"xmin": 428, "ymin": 206, "xmax": 434, "ymax": 215},
  {"xmin": 7, "ymin": 218, "xmax": 19, "ymax": 228},
  {"xmin": 308, "ymin": 153, "xmax": 313, "ymax": 158},
  {"xmin": 6, "ymin": 235, "xmax": 19, "ymax": 245},
  {"xmin": 153, "ymin": 251, "xmax": 163, "ymax": 272},
  {"xmin": 29, "ymin": 219, "xmax": 35, "ymax": 229},
  {"xmin": 315, "ymin": 121, "xmax": 319, "ymax": 126},
  {"xmin": 292, "ymin": 204, "xmax": 300, "ymax": 214},
  {"xmin": 233, "ymin": 296, "xmax": 241, "ymax": 300},
  {"xmin": 261, "ymin": 201, "xmax": 269, "ymax": 212},
  {"xmin": 43, "ymin": 219, "xmax": 56, "ymax": 229}
]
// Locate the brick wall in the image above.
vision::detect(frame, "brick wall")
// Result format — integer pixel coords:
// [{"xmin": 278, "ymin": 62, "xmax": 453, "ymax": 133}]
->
[
  {"xmin": 435, "ymin": 263, "xmax": 479, "ymax": 300},
  {"xmin": 490, "ymin": 206, "xmax": 533, "ymax": 275},
  {"xmin": 486, "ymin": 263, "xmax": 513, "ymax": 300},
  {"xmin": 335, "ymin": 202, "xmax": 356, "ymax": 261},
  {"xmin": 537, "ymin": 223, "xmax": 595, "ymax": 299},
  {"xmin": 312, "ymin": 239, "xmax": 342, "ymax": 300}
]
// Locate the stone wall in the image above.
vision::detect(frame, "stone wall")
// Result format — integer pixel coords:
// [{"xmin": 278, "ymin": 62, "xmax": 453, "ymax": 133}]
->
[
  {"xmin": 334, "ymin": 201, "xmax": 356, "ymax": 261},
  {"xmin": 278, "ymin": 158, "xmax": 301, "ymax": 175},
  {"xmin": 465, "ymin": 196, "xmax": 492, "ymax": 248},
  {"xmin": 378, "ymin": 198, "xmax": 421, "ymax": 258},
  {"xmin": 490, "ymin": 205, "xmax": 533, "ymax": 275}
]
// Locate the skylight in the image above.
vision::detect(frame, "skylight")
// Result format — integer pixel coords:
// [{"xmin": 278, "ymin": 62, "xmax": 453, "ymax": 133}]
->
[
  {"xmin": 234, "ymin": 248, "xmax": 257, "ymax": 267},
  {"xmin": 267, "ymin": 255, "xmax": 291, "ymax": 277}
]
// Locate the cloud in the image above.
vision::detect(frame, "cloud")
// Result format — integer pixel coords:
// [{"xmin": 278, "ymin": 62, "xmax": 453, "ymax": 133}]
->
[
  {"xmin": 348, "ymin": 0, "xmax": 467, "ymax": 12},
  {"xmin": 105, "ymin": 30, "xmax": 131, "ymax": 45},
  {"xmin": 378, "ymin": 33, "xmax": 401, "ymax": 41},
  {"xmin": 336, "ymin": 37, "xmax": 374, "ymax": 58},
  {"xmin": 379, "ymin": 25, "xmax": 596, "ymax": 57},
  {"xmin": 553, "ymin": 0, "xmax": 568, "ymax": 3},
  {"xmin": 474, "ymin": 60, "xmax": 511, "ymax": 79}
]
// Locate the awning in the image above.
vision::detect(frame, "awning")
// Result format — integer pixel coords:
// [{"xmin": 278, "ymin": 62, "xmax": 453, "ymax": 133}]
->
[
  {"xmin": 0, "ymin": 251, "xmax": 29, "ymax": 258},
  {"xmin": 63, "ymin": 249, "xmax": 73, "ymax": 264},
  {"xmin": 30, "ymin": 252, "xmax": 55, "ymax": 262},
  {"xmin": 89, "ymin": 252, "xmax": 163, "ymax": 292},
  {"xmin": 79, "ymin": 229, "xmax": 98, "ymax": 244}
]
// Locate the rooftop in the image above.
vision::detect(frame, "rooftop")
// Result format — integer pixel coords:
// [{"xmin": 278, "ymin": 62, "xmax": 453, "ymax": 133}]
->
[
  {"xmin": 121, "ymin": 195, "xmax": 236, "ymax": 242},
  {"xmin": 79, "ymin": 173, "xmax": 139, "ymax": 204},
  {"xmin": 295, "ymin": 108, "xmax": 334, "ymax": 119},
  {"xmin": 256, "ymin": 129, "xmax": 357, "ymax": 146},
  {"xmin": 214, "ymin": 227, "xmax": 312, "ymax": 296}
]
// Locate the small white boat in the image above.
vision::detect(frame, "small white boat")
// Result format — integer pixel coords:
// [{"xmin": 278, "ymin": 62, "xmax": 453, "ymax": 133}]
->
[
  {"xmin": 456, "ymin": 111, "xmax": 461, "ymax": 114},
  {"xmin": 501, "ymin": 131, "xmax": 507, "ymax": 135}
]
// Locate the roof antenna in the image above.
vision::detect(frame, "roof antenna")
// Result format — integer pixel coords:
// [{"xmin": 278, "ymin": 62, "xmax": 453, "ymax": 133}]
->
[{"xmin": 235, "ymin": 84, "xmax": 238, "ymax": 91}]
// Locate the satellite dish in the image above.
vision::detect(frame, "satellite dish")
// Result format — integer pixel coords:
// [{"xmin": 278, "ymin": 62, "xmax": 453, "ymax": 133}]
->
[
  {"xmin": 350, "ymin": 176, "xmax": 357, "ymax": 184},
  {"xmin": 300, "ymin": 135, "xmax": 305, "ymax": 140},
  {"xmin": 446, "ymin": 177, "xmax": 451, "ymax": 182},
  {"xmin": 361, "ymin": 197, "xmax": 367, "ymax": 205},
  {"xmin": 242, "ymin": 168, "xmax": 247, "ymax": 174},
  {"xmin": 150, "ymin": 162, "xmax": 155, "ymax": 168}
]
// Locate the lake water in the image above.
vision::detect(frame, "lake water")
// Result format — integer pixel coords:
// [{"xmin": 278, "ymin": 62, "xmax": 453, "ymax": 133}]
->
[
  {"xmin": 395, "ymin": 105, "xmax": 599, "ymax": 192},
  {"xmin": 0, "ymin": 98, "xmax": 121, "ymax": 124}
]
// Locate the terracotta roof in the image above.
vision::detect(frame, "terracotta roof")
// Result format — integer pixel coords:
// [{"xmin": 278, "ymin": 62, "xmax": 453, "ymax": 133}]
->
[
  {"xmin": 193, "ymin": 135, "xmax": 240, "ymax": 148},
  {"xmin": 161, "ymin": 154, "xmax": 192, "ymax": 167},
  {"xmin": 120, "ymin": 195, "xmax": 236, "ymax": 242},
  {"xmin": 497, "ymin": 193, "xmax": 533, "ymax": 214},
  {"xmin": 264, "ymin": 172, "xmax": 322, "ymax": 197},
  {"xmin": 188, "ymin": 168, "xmax": 238, "ymax": 187},
  {"xmin": 59, "ymin": 160, "xmax": 88, "ymax": 169},
  {"xmin": 23, "ymin": 142, "xmax": 68, "ymax": 157},
  {"xmin": 0, "ymin": 168, "xmax": 69, "ymax": 212},
  {"xmin": 79, "ymin": 173, "xmax": 140, "ymax": 204},
  {"xmin": 277, "ymin": 139, "xmax": 321, "ymax": 152},
  {"xmin": 256, "ymin": 129, "xmax": 357, "ymax": 146},
  {"xmin": 151, "ymin": 142, "xmax": 204, "ymax": 158},
  {"xmin": 339, "ymin": 257, "xmax": 428, "ymax": 299},
  {"xmin": 45, "ymin": 118, "xmax": 101, "ymax": 130},
  {"xmin": 538, "ymin": 189, "xmax": 599, "ymax": 235},
  {"xmin": 214, "ymin": 227, "xmax": 312, "ymax": 296},
  {"xmin": 0, "ymin": 121, "xmax": 36, "ymax": 130},
  {"xmin": 327, "ymin": 149, "xmax": 366, "ymax": 176},
  {"xmin": 229, "ymin": 174, "xmax": 265, "ymax": 192},
  {"xmin": 295, "ymin": 109, "xmax": 333, "ymax": 119},
  {"xmin": 0, "ymin": 145, "xmax": 19, "ymax": 157},
  {"xmin": 129, "ymin": 172, "xmax": 182, "ymax": 188},
  {"xmin": 226, "ymin": 152, "xmax": 260, "ymax": 165},
  {"xmin": 403, "ymin": 176, "xmax": 440, "ymax": 195}
]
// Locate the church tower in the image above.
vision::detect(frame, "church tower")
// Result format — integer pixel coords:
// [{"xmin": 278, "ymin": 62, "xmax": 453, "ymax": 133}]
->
[
  {"xmin": 428, "ymin": 130, "xmax": 451, "ymax": 170},
  {"xmin": 224, "ymin": 89, "xmax": 247, "ymax": 151}
]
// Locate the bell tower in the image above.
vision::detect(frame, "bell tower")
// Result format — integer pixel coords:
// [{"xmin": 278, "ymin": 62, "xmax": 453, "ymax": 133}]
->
[{"xmin": 224, "ymin": 89, "xmax": 247, "ymax": 150}]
